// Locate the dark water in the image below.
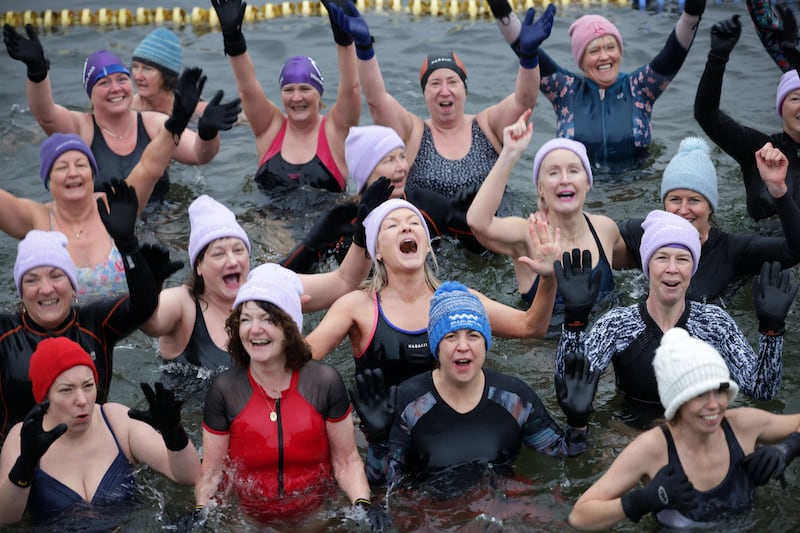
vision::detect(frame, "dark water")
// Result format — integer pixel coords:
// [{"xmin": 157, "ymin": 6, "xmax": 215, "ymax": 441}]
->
[{"xmin": 1, "ymin": 1, "xmax": 800, "ymax": 531}]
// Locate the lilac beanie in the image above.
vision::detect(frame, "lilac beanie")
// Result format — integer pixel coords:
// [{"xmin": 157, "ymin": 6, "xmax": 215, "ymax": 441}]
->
[
  {"xmin": 279, "ymin": 56, "xmax": 324, "ymax": 96},
  {"xmin": 83, "ymin": 50, "xmax": 131, "ymax": 97},
  {"xmin": 776, "ymin": 69, "xmax": 800, "ymax": 118},
  {"xmin": 188, "ymin": 195, "xmax": 251, "ymax": 268},
  {"xmin": 363, "ymin": 198, "xmax": 430, "ymax": 262},
  {"xmin": 14, "ymin": 230, "xmax": 78, "ymax": 296},
  {"xmin": 39, "ymin": 133, "xmax": 99, "ymax": 190},
  {"xmin": 639, "ymin": 210, "xmax": 700, "ymax": 279},
  {"xmin": 132, "ymin": 28, "xmax": 182, "ymax": 76},
  {"xmin": 569, "ymin": 15, "xmax": 623, "ymax": 67},
  {"xmin": 233, "ymin": 263, "xmax": 304, "ymax": 332},
  {"xmin": 345, "ymin": 125, "xmax": 405, "ymax": 193},
  {"xmin": 532, "ymin": 138, "xmax": 593, "ymax": 186}
]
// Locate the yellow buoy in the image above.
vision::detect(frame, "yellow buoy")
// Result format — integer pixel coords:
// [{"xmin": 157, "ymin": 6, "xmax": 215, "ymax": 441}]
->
[
  {"xmin": 411, "ymin": 0, "xmax": 422, "ymax": 15},
  {"xmin": 23, "ymin": 10, "xmax": 39, "ymax": 27},
  {"xmin": 467, "ymin": 0, "xmax": 479, "ymax": 17},
  {"xmin": 97, "ymin": 8, "xmax": 113, "ymax": 26},
  {"xmin": 117, "ymin": 9, "xmax": 132, "ymax": 26},
  {"xmin": 173, "ymin": 7, "xmax": 186, "ymax": 25},
  {"xmin": 191, "ymin": 7, "xmax": 208, "ymax": 26},
  {"xmin": 136, "ymin": 7, "xmax": 150, "ymax": 25},
  {"xmin": 208, "ymin": 6, "xmax": 220, "ymax": 26},
  {"xmin": 79, "ymin": 8, "xmax": 93, "ymax": 26},
  {"xmin": 42, "ymin": 10, "xmax": 55, "ymax": 29},
  {"xmin": 243, "ymin": 4, "xmax": 258, "ymax": 22},
  {"xmin": 154, "ymin": 7, "xmax": 167, "ymax": 24},
  {"xmin": 300, "ymin": 1, "xmax": 313, "ymax": 16},
  {"xmin": 391, "ymin": 0, "xmax": 403, "ymax": 11},
  {"xmin": 281, "ymin": 2, "xmax": 293, "ymax": 16},
  {"xmin": 264, "ymin": 4, "xmax": 277, "ymax": 19}
]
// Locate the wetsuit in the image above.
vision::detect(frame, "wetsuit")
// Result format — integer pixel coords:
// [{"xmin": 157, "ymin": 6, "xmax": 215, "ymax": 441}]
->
[
  {"xmin": 280, "ymin": 188, "xmax": 485, "ymax": 274},
  {"xmin": 173, "ymin": 300, "xmax": 232, "ymax": 369},
  {"xmin": 356, "ymin": 292, "xmax": 434, "ymax": 485},
  {"xmin": 406, "ymin": 121, "xmax": 498, "ymax": 198},
  {"xmin": 695, "ymin": 52, "xmax": 800, "ymax": 220},
  {"xmin": 656, "ymin": 420, "xmax": 754, "ymax": 527},
  {"xmin": 538, "ymin": 30, "xmax": 690, "ymax": 173},
  {"xmin": 386, "ymin": 368, "xmax": 587, "ymax": 493},
  {"xmin": 202, "ymin": 361, "xmax": 350, "ymax": 523},
  {"xmin": 556, "ymin": 301, "xmax": 784, "ymax": 408},
  {"xmin": 746, "ymin": 0, "xmax": 797, "ymax": 72},
  {"xmin": 27, "ymin": 406, "xmax": 136, "ymax": 519},
  {"xmin": 0, "ymin": 245, "xmax": 158, "ymax": 444},
  {"xmin": 523, "ymin": 214, "xmax": 615, "ymax": 307},
  {"xmin": 255, "ymin": 116, "xmax": 345, "ymax": 192},
  {"xmin": 619, "ymin": 204, "xmax": 800, "ymax": 306},
  {"xmin": 91, "ymin": 113, "xmax": 169, "ymax": 202}
]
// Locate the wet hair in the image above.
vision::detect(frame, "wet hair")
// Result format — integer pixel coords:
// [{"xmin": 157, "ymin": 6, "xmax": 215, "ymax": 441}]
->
[
  {"xmin": 226, "ymin": 300, "xmax": 312, "ymax": 370},
  {"xmin": 188, "ymin": 243, "xmax": 209, "ymax": 300}
]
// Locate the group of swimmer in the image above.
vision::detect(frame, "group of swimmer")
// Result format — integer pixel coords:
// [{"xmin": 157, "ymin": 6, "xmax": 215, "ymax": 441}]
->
[{"xmin": 0, "ymin": 0, "xmax": 800, "ymax": 529}]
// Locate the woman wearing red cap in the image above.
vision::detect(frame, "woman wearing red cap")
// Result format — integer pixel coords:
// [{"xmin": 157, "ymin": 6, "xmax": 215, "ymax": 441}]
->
[
  {"xmin": 324, "ymin": 2, "xmax": 555, "ymax": 198},
  {"xmin": 210, "ymin": 0, "xmax": 360, "ymax": 193},
  {"xmin": 0, "ymin": 337, "xmax": 200, "ymax": 525},
  {"xmin": 487, "ymin": 0, "xmax": 704, "ymax": 172},
  {"xmin": 2, "ymin": 26, "xmax": 239, "ymax": 201}
]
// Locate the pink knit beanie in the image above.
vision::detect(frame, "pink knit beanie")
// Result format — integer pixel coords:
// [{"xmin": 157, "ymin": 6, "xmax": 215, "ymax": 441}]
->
[{"xmin": 568, "ymin": 15, "xmax": 623, "ymax": 68}]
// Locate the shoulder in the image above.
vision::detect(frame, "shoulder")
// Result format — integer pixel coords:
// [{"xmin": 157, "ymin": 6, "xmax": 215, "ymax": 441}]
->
[{"xmin": 301, "ymin": 359, "xmax": 345, "ymax": 385}]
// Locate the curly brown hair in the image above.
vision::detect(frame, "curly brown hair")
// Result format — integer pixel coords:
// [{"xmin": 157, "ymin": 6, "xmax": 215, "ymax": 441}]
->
[{"xmin": 225, "ymin": 300, "xmax": 311, "ymax": 370}]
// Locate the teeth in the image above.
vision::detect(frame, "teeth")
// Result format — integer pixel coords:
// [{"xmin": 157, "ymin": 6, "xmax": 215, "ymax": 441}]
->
[
  {"xmin": 702, "ymin": 414, "xmax": 718, "ymax": 420},
  {"xmin": 251, "ymin": 340, "xmax": 270, "ymax": 345},
  {"xmin": 40, "ymin": 299, "xmax": 57, "ymax": 305}
]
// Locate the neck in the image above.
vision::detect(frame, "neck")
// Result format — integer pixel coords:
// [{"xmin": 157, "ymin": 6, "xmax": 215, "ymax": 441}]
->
[
  {"xmin": 249, "ymin": 360, "xmax": 292, "ymax": 394},
  {"xmin": 549, "ymin": 211, "xmax": 586, "ymax": 242},
  {"xmin": 668, "ymin": 417, "xmax": 722, "ymax": 449},
  {"xmin": 432, "ymin": 368, "xmax": 485, "ymax": 413},
  {"xmin": 139, "ymin": 91, "xmax": 174, "ymax": 115},
  {"xmin": 430, "ymin": 114, "xmax": 468, "ymax": 133},
  {"xmin": 384, "ymin": 269, "xmax": 432, "ymax": 300},
  {"xmin": 645, "ymin": 295, "xmax": 686, "ymax": 332}
]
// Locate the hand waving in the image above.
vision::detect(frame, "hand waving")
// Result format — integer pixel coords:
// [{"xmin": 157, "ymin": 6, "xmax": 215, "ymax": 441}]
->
[
  {"xmin": 165, "ymin": 67, "xmax": 206, "ymax": 136},
  {"xmin": 752, "ymin": 261, "xmax": 798, "ymax": 336},
  {"xmin": 8, "ymin": 400, "xmax": 67, "ymax": 487},
  {"xmin": 554, "ymin": 352, "xmax": 599, "ymax": 427},
  {"xmin": 97, "ymin": 178, "xmax": 139, "ymax": 254},
  {"xmin": 3, "ymin": 24, "xmax": 49, "ymax": 82},
  {"xmin": 197, "ymin": 90, "xmax": 241, "ymax": 140},
  {"xmin": 211, "ymin": 0, "xmax": 248, "ymax": 56},
  {"xmin": 348, "ymin": 368, "xmax": 397, "ymax": 442},
  {"xmin": 554, "ymin": 248, "xmax": 600, "ymax": 330},
  {"xmin": 128, "ymin": 382, "xmax": 189, "ymax": 451},
  {"xmin": 517, "ymin": 4, "xmax": 556, "ymax": 68}
]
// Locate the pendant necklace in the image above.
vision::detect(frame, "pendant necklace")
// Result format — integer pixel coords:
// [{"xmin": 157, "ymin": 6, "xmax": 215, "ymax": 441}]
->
[
  {"xmin": 55, "ymin": 207, "xmax": 88, "ymax": 239},
  {"xmin": 257, "ymin": 383, "xmax": 280, "ymax": 423}
]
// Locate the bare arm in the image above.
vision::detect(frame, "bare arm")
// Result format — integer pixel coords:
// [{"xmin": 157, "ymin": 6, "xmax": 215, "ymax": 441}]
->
[
  {"xmin": 124, "ymin": 127, "xmax": 182, "ymax": 215},
  {"xmin": 195, "ymin": 430, "xmax": 230, "ymax": 507},
  {"xmin": 27, "ymin": 76, "xmax": 89, "ymax": 137},
  {"xmin": 305, "ymin": 290, "xmax": 363, "ymax": 360},
  {"xmin": 142, "ymin": 112, "xmax": 218, "ymax": 166},
  {"xmin": 327, "ymin": 414, "xmax": 371, "ymax": 504},
  {"xmin": 476, "ymin": 273, "xmax": 555, "ymax": 339},
  {"xmin": 299, "ymin": 242, "xmax": 372, "ymax": 312},
  {"xmin": 228, "ymin": 51, "xmax": 284, "ymax": 155},
  {"xmin": 359, "ymin": 55, "xmax": 419, "ymax": 145},
  {"xmin": 325, "ymin": 43, "xmax": 361, "ymax": 145},
  {"xmin": 480, "ymin": 66, "xmax": 540, "ymax": 149},
  {"xmin": 0, "ymin": 192, "xmax": 46, "ymax": 239},
  {"xmin": 140, "ymin": 286, "xmax": 193, "ymax": 359}
]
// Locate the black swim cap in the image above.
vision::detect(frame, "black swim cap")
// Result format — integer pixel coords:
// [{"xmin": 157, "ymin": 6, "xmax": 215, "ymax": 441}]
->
[{"xmin": 419, "ymin": 51, "xmax": 467, "ymax": 92}]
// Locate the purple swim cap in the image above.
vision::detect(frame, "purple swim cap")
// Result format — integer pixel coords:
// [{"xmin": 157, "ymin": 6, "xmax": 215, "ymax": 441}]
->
[
  {"xmin": 278, "ymin": 56, "xmax": 324, "ymax": 96},
  {"xmin": 82, "ymin": 50, "xmax": 131, "ymax": 97}
]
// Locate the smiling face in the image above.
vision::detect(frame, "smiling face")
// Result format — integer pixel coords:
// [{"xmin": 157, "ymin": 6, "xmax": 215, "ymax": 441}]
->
[
  {"xmin": 580, "ymin": 35, "xmax": 621, "ymax": 89},
  {"xmin": 647, "ymin": 246, "xmax": 694, "ymax": 307},
  {"xmin": 663, "ymin": 188, "xmax": 712, "ymax": 237},
  {"xmin": 375, "ymin": 208, "xmax": 429, "ymax": 269},
  {"xmin": 536, "ymin": 148, "xmax": 590, "ymax": 214},
  {"xmin": 46, "ymin": 365, "xmax": 97, "ymax": 433},
  {"xmin": 424, "ymin": 69, "xmax": 466, "ymax": 124},
  {"xmin": 437, "ymin": 329, "xmax": 486, "ymax": 385},
  {"xmin": 195, "ymin": 237, "xmax": 250, "ymax": 301},
  {"xmin": 49, "ymin": 150, "xmax": 94, "ymax": 201},
  {"xmin": 674, "ymin": 387, "xmax": 729, "ymax": 434},
  {"xmin": 21, "ymin": 266, "xmax": 74, "ymax": 329},
  {"xmin": 366, "ymin": 147, "xmax": 408, "ymax": 197},
  {"xmin": 281, "ymin": 83, "xmax": 320, "ymax": 123},
  {"xmin": 238, "ymin": 301, "xmax": 286, "ymax": 365},
  {"xmin": 90, "ymin": 72, "xmax": 133, "ymax": 112}
]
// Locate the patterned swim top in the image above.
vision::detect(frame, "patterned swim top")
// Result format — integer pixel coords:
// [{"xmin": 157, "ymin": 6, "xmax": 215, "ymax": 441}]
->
[{"xmin": 75, "ymin": 245, "xmax": 128, "ymax": 304}]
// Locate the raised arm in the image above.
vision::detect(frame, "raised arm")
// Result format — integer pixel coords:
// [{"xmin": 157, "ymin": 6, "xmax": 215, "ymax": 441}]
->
[
  {"xmin": 305, "ymin": 290, "xmax": 362, "ymax": 360},
  {"xmin": 323, "ymin": 0, "xmax": 362, "ymax": 143},
  {"xmin": 746, "ymin": 0, "xmax": 797, "ymax": 71}
]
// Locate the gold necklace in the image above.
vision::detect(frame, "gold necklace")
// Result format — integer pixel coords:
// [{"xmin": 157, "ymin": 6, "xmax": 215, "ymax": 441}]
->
[
  {"xmin": 55, "ymin": 207, "xmax": 88, "ymax": 239},
  {"xmin": 256, "ymin": 382, "xmax": 280, "ymax": 423},
  {"xmin": 96, "ymin": 117, "xmax": 134, "ymax": 140}
]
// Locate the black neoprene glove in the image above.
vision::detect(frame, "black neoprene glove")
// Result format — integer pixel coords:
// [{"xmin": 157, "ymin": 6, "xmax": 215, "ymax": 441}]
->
[
  {"xmin": 197, "ymin": 89, "xmax": 241, "ymax": 141},
  {"xmin": 682, "ymin": 0, "xmax": 706, "ymax": 17},
  {"xmin": 752, "ymin": 261, "xmax": 798, "ymax": 336},
  {"xmin": 97, "ymin": 178, "xmax": 140, "ymax": 255},
  {"xmin": 708, "ymin": 15, "xmax": 741, "ymax": 62},
  {"xmin": 3, "ymin": 24, "xmax": 49, "ymax": 82},
  {"xmin": 486, "ymin": 0, "xmax": 513, "ymax": 20},
  {"xmin": 211, "ymin": 0, "xmax": 247, "ymax": 56},
  {"xmin": 281, "ymin": 203, "xmax": 357, "ymax": 273},
  {"xmin": 743, "ymin": 433, "xmax": 800, "ymax": 487},
  {"xmin": 355, "ymin": 498, "xmax": 391, "ymax": 532},
  {"xmin": 165, "ymin": 67, "xmax": 206, "ymax": 137},
  {"xmin": 353, "ymin": 176, "xmax": 394, "ymax": 250},
  {"xmin": 777, "ymin": 3, "xmax": 799, "ymax": 48},
  {"xmin": 554, "ymin": 352, "xmax": 599, "ymax": 428},
  {"xmin": 329, "ymin": 1, "xmax": 374, "ymax": 60},
  {"xmin": 554, "ymin": 249, "xmax": 600, "ymax": 331},
  {"xmin": 517, "ymin": 5, "xmax": 555, "ymax": 69},
  {"xmin": 348, "ymin": 368, "xmax": 397, "ymax": 442},
  {"xmin": 128, "ymin": 382, "xmax": 189, "ymax": 452},
  {"xmin": 141, "ymin": 243, "xmax": 184, "ymax": 290},
  {"xmin": 620, "ymin": 464, "xmax": 698, "ymax": 523},
  {"xmin": 782, "ymin": 41, "xmax": 800, "ymax": 72},
  {"xmin": 8, "ymin": 400, "xmax": 67, "ymax": 488},
  {"xmin": 321, "ymin": 0, "xmax": 354, "ymax": 46}
]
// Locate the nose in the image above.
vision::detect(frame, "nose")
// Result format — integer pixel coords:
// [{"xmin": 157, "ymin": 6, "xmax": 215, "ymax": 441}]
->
[
  {"xmin": 223, "ymin": 250, "xmax": 239, "ymax": 265},
  {"xmin": 38, "ymin": 278, "xmax": 54, "ymax": 294},
  {"xmin": 74, "ymin": 388, "xmax": 88, "ymax": 406}
]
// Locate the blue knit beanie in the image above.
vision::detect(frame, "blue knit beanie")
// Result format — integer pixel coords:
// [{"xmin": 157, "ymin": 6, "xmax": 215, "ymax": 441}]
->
[
  {"xmin": 132, "ymin": 28, "xmax": 182, "ymax": 76},
  {"xmin": 428, "ymin": 281, "xmax": 491, "ymax": 358},
  {"xmin": 661, "ymin": 137, "xmax": 718, "ymax": 212}
]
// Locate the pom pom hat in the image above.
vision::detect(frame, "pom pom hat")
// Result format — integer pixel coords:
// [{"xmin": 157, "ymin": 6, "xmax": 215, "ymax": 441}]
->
[
  {"xmin": 532, "ymin": 138, "xmax": 593, "ymax": 187},
  {"xmin": 345, "ymin": 125, "xmax": 405, "ymax": 193},
  {"xmin": 363, "ymin": 199, "xmax": 430, "ymax": 262},
  {"xmin": 661, "ymin": 136, "xmax": 718, "ymax": 212},
  {"xmin": 776, "ymin": 69, "xmax": 800, "ymax": 118},
  {"xmin": 569, "ymin": 15, "xmax": 624, "ymax": 68},
  {"xmin": 639, "ymin": 210, "xmax": 701, "ymax": 280},
  {"xmin": 428, "ymin": 281, "xmax": 491, "ymax": 358},
  {"xmin": 132, "ymin": 28, "xmax": 182, "ymax": 76},
  {"xmin": 39, "ymin": 133, "xmax": 99, "ymax": 190},
  {"xmin": 233, "ymin": 263, "xmax": 305, "ymax": 333},
  {"xmin": 83, "ymin": 50, "xmax": 131, "ymax": 97},
  {"xmin": 29, "ymin": 337, "xmax": 99, "ymax": 403},
  {"xmin": 14, "ymin": 230, "xmax": 78, "ymax": 297},
  {"xmin": 188, "ymin": 195, "xmax": 251, "ymax": 268},
  {"xmin": 653, "ymin": 327, "xmax": 739, "ymax": 420}
]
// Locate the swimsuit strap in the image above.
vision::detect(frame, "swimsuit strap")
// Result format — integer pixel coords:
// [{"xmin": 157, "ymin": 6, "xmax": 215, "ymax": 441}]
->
[{"xmin": 583, "ymin": 213, "xmax": 610, "ymax": 266}]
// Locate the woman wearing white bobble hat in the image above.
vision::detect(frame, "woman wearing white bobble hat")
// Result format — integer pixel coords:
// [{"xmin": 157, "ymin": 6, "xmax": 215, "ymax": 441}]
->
[
  {"xmin": 568, "ymin": 327, "xmax": 800, "ymax": 530},
  {"xmin": 614, "ymin": 136, "xmax": 800, "ymax": 306}
]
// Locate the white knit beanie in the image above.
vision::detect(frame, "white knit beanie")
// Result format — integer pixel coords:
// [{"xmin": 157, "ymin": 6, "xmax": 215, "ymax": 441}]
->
[{"xmin": 653, "ymin": 328, "xmax": 739, "ymax": 420}]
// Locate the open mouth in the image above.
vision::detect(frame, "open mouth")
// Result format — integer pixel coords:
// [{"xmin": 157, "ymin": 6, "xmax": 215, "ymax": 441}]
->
[
  {"xmin": 455, "ymin": 358, "xmax": 471, "ymax": 367},
  {"xmin": 399, "ymin": 239, "xmax": 418, "ymax": 254},
  {"xmin": 662, "ymin": 280, "xmax": 681, "ymax": 288},
  {"xmin": 223, "ymin": 273, "xmax": 241, "ymax": 287},
  {"xmin": 250, "ymin": 339, "xmax": 272, "ymax": 346},
  {"xmin": 38, "ymin": 298, "xmax": 59, "ymax": 307},
  {"xmin": 556, "ymin": 191, "xmax": 575, "ymax": 199}
]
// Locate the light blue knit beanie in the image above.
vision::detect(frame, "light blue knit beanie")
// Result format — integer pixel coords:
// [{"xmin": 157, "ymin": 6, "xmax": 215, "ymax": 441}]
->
[
  {"xmin": 428, "ymin": 281, "xmax": 491, "ymax": 358},
  {"xmin": 132, "ymin": 28, "xmax": 182, "ymax": 76},
  {"xmin": 661, "ymin": 137, "xmax": 718, "ymax": 212}
]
